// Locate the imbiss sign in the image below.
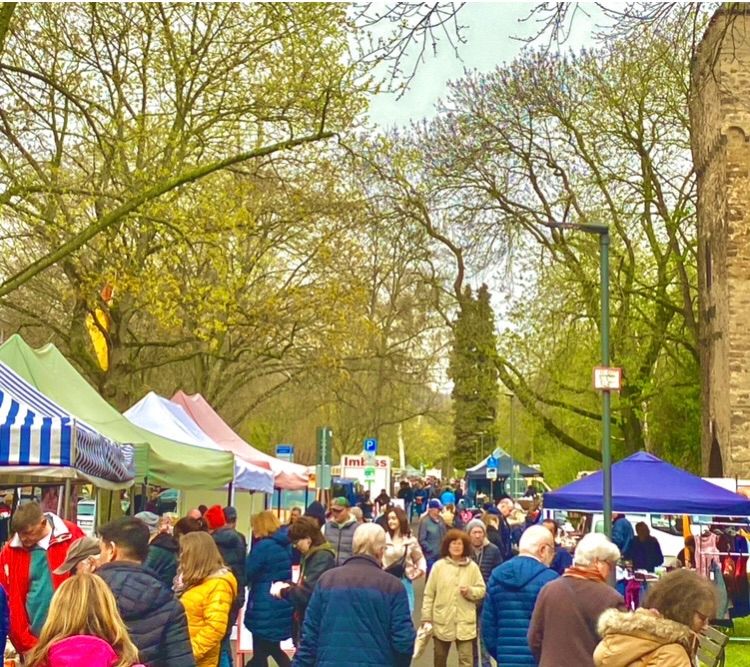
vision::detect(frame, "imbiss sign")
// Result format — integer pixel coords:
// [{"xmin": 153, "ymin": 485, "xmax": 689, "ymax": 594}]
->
[{"xmin": 340, "ymin": 455, "xmax": 391, "ymax": 490}]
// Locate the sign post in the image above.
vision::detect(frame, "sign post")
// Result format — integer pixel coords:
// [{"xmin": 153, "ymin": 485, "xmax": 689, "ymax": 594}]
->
[
  {"xmin": 316, "ymin": 427, "xmax": 333, "ymax": 492},
  {"xmin": 275, "ymin": 444, "xmax": 294, "ymax": 462}
]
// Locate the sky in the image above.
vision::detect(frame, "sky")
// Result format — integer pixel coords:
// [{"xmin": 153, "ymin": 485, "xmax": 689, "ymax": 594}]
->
[{"xmin": 367, "ymin": 2, "xmax": 603, "ymax": 129}]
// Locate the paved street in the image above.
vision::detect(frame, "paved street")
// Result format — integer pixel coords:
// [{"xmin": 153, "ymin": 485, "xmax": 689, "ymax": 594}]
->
[{"xmin": 411, "ymin": 574, "xmax": 462, "ymax": 667}]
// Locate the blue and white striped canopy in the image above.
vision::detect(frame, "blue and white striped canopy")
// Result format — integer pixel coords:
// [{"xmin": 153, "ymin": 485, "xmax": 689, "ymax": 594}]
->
[{"xmin": 0, "ymin": 362, "xmax": 134, "ymax": 488}]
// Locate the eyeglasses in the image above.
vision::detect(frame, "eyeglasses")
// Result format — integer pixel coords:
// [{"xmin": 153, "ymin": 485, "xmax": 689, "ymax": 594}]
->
[{"xmin": 694, "ymin": 610, "xmax": 709, "ymax": 625}]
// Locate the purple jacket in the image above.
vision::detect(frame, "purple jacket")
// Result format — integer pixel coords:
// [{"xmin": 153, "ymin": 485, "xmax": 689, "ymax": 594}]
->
[{"xmin": 45, "ymin": 635, "xmax": 145, "ymax": 667}]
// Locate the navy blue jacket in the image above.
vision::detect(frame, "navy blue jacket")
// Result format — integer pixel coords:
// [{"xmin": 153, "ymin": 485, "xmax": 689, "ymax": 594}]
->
[
  {"xmin": 245, "ymin": 529, "xmax": 293, "ymax": 642},
  {"xmin": 293, "ymin": 555, "xmax": 415, "ymax": 667},
  {"xmin": 98, "ymin": 561, "xmax": 195, "ymax": 667},
  {"xmin": 482, "ymin": 556, "xmax": 558, "ymax": 666}
]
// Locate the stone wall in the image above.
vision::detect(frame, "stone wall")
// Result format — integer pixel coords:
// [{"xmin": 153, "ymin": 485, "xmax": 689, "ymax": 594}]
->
[{"xmin": 691, "ymin": 9, "xmax": 750, "ymax": 476}]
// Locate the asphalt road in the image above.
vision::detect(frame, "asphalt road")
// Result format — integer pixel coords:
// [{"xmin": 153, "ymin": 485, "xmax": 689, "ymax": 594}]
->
[{"xmin": 411, "ymin": 573, "xmax": 462, "ymax": 667}]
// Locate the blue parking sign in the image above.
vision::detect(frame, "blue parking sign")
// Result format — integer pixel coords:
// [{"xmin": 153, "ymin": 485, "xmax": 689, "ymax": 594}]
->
[{"xmin": 364, "ymin": 437, "xmax": 378, "ymax": 454}]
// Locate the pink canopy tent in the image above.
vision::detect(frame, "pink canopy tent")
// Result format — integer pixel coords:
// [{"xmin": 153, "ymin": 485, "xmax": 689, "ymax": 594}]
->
[{"xmin": 171, "ymin": 391, "xmax": 310, "ymax": 490}]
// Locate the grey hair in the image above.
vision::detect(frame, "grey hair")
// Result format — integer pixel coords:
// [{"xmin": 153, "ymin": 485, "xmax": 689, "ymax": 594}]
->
[
  {"xmin": 353, "ymin": 523, "xmax": 386, "ymax": 556},
  {"xmin": 518, "ymin": 524, "xmax": 554, "ymax": 556},
  {"xmin": 573, "ymin": 533, "xmax": 620, "ymax": 567}
]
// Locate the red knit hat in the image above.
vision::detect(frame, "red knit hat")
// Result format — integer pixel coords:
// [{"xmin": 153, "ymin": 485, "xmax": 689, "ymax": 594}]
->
[{"xmin": 204, "ymin": 504, "xmax": 226, "ymax": 530}]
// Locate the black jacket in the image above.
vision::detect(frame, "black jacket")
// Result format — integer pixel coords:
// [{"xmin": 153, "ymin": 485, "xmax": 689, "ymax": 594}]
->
[
  {"xmin": 144, "ymin": 533, "xmax": 179, "ymax": 591},
  {"xmin": 98, "ymin": 561, "xmax": 195, "ymax": 667},
  {"xmin": 472, "ymin": 541, "xmax": 502, "ymax": 583},
  {"xmin": 212, "ymin": 525, "xmax": 247, "ymax": 633},
  {"xmin": 212, "ymin": 527, "xmax": 247, "ymax": 601}
]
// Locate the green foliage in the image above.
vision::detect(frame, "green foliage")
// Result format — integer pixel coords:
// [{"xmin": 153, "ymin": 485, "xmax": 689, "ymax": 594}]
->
[{"xmin": 448, "ymin": 284, "xmax": 500, "ymax": 470}]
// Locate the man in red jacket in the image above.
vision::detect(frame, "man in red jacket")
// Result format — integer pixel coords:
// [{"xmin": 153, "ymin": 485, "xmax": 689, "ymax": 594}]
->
[{"xmin": 0, "ymin": 502, "xmax": 83, "ymax": 654}]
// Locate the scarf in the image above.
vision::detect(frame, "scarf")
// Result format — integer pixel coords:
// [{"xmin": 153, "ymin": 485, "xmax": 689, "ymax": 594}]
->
[{"xmin": 563, "ymin": 565, "xmax": 607, "ymax": 584}]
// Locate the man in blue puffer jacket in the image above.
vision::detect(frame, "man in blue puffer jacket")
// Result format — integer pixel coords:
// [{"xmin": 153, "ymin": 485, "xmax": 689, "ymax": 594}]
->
[
  {"xmin": 293, "ymin": 523, "xmax": 415, "ymax": 667},
  {"xmin": 482, "ymin": 525, "xmax": 558, "ymax": 666}
]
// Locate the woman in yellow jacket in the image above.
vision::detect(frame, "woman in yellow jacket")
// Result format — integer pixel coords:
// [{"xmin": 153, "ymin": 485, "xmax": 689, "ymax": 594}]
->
[
  {"xmin": 420, "ymin": 529, "xmax": 486, "ymax": 667},
  {"xmin": 178, "ymin": 532, "xmax": 238, "ymax": 667}
]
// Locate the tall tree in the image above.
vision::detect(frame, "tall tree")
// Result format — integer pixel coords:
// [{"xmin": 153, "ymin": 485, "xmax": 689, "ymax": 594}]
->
[{"xmin": 449, "ymin": 284, "xmax": 500, "ymax": 470}]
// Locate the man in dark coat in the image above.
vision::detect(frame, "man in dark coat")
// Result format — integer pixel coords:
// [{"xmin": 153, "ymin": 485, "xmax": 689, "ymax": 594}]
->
[
  {"xmin": 417, "ymin": 500, "xmax": 447, "ymax": 575},
  {"xmin": 97, "ymin": 517, "xmax": 195, "ymax": 667},
  {"xmin": 482, "ymin": 525, "xmax": 558, "ymax": 666},
  {"xmin": 467, "ymin": 519, "xmax": 502, "ymax": 667},
  {"xmin": 528, "ymin": 533, "xmax": 624, "ymax": 667},
  {"xmin": 292, "ymin": 524, "xmax": 415, "ymax": 667}
]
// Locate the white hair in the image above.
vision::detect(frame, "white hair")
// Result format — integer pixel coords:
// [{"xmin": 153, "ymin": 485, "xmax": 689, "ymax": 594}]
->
[
  {"xmin": 573, "ymin": 533, "xmax": 620, "ymax": 567},
  {"xmin": 353, "ymin": 523, "xmax": 386, "ymax": 556},
  {"xmin": 518, "ymin": 525, "xmax": 554, "ymax": 556}
]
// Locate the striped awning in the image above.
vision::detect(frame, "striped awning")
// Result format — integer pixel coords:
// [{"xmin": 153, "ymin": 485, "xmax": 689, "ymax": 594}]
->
[{"xmin": 0, "ymin": 362, "xmax": 135, "ymax": 488}]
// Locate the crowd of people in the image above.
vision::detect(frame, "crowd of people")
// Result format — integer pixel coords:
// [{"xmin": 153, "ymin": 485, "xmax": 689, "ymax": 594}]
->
[{"xmin": 0, "ymin": 486, "xmax": 720, "ymax": 667}]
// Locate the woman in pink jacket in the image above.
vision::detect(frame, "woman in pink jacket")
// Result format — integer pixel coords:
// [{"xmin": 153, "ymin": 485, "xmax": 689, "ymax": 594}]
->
[{"xmin": 24, "ymin": 573, "xmax": 142, "ymax": 667}]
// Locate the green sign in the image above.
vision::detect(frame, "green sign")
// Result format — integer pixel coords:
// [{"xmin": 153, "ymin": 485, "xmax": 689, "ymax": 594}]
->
[
  {"xmin": 364, "ymin": 466, "xmax": 376, "ymax": 478},
  {"xmin": 316, "ymin": 426, "xmax": 332, "ymax": 466}
]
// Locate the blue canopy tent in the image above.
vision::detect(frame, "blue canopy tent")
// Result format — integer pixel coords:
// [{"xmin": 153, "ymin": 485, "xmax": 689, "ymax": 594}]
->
[
  {"xmin": 465, "ymin": 449, "xmax": 542, "ymax": 501},
  {"xmin": 544, "ymin": 451, "xmax": 750, "ymax": 516},
  {"xmin": 0, "ymin": 362, "xmax": 134, "ymax": 490}
]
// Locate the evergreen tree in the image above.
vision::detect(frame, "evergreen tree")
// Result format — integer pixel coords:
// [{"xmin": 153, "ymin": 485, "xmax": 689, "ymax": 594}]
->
[{"xmin": 448, "ymin": 283, "xmax": 500, "ymax": 470}]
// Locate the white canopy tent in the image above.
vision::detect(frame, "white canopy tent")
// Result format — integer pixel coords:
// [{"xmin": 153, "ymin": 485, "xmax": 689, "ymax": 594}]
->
[{"xmin": 125, "ymin": 392, "xmax": 274, "ymax": 494}]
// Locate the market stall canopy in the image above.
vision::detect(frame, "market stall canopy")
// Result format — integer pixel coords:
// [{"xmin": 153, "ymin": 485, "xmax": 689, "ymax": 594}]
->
[
  {"xmin": 0, "ymin": 362, "xmax": 134, "ymax": 489},
  {"xmin": 171, "ymin": 391, "xmax": 310, "ymax": 490},
  {"xmin": 0, "ymin": 335, "xmax": 234, "ymax": 489},
  {"xmin": 125, "ymin": 392, "xmax": 274, "ymax": 494},
  {"xmin": 544, "ymin": 451, "xmax": 750, "ymax": 515},
  {"xmin": 465, "ymin": 450, "xmax": 541, "ymax": 481}
]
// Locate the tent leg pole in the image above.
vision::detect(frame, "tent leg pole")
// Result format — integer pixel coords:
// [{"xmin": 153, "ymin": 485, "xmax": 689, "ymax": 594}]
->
[
  {"xmin": 56, "ymin": 485, "xmax": 64, "ymax": 517},
  {"xmin": 227, "ymin": 482, "xmax": 234, "ymax": 507},
  {"xmin": 63, "ymin": 479, "xmax": 71, "ymax": 520},
  {"xmin": 304, "ymin": 488, "xmax": 309, "ymax": 509}
]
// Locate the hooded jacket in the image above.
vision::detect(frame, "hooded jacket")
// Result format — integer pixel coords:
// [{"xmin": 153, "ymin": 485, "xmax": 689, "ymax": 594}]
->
[
  {"xmin": 324, "ymin": 517, "xmax": 358, "ymax": 566},
  {"xmin": 0, "ymin": 513, "xmax": 84, "ymax": 653},
  {"xmin": 42, "ymin": 635, "xmax": 145, "ymax": 667},
  {"xmin": 144, "ymin": 533, "xmax": 179, "ymax": 591},
  {"xmin": 481, "ymin": 555, "xmax": 558, "ymax": 666},
  {"xmin": 421, "ymin": 557, "xmax": 486, "ymax": 642},
  {"xmin": 245, "ymin": 528, "xmax": 293, "ymax": 642},
  {"xmin": 593, "ymin": 608, "xmax": 695, "ymax": 667},
  {"xmin": 181, "ymin": 568, "xmax": 237, "ymax": 667},
  {"xmin": 97, "ymin": 561, "xmax": 195, "ymax": 667},
  {"xmin": 293, "ymin": 555, "xmax": 415, "ymax": 667},
  {"xmin": 284, "ymin": 542, "xmax": 336, "ymax": 623}
]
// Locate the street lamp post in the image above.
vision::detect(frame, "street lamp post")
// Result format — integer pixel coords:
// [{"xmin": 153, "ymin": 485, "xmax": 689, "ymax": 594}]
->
[{"xmin": 548, "ymin": 222, "xmax": 612, "ymax": 540}]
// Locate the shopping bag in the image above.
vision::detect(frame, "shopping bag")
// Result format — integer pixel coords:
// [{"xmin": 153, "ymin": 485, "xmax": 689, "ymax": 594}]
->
[{"xmin": 413, "ymin": 622, "xmax": 433, "ymax": 659}]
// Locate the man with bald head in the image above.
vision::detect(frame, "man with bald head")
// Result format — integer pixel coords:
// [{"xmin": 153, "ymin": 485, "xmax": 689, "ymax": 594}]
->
[{"xmin": 482, "ymin": 525, "xmax": 558, "ymax": 666}]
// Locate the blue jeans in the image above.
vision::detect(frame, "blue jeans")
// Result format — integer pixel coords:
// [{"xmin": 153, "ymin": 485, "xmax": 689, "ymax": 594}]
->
[
  {"xmin": 402, "ymin": 577, "xmax": 415, "ymax": 615},
  {"xmin": 219, "ymin": 637, "xmax": 232, "ymax": 667}
]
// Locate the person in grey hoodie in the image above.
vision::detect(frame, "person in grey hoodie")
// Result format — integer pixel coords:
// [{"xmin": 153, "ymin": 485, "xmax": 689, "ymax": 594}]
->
[
  {"xmin": 325, "ymin": 498, "xmax": 358, "ymax": 565},
  {"xmin": 417, "ymin": 499, "xmax": 447, "ymax": 575}
]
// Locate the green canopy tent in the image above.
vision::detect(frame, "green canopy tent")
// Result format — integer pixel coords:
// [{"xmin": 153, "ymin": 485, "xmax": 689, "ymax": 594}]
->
[{"xmin": 0, "ymin": 335, "xmax": 234, "ymax": 490}]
